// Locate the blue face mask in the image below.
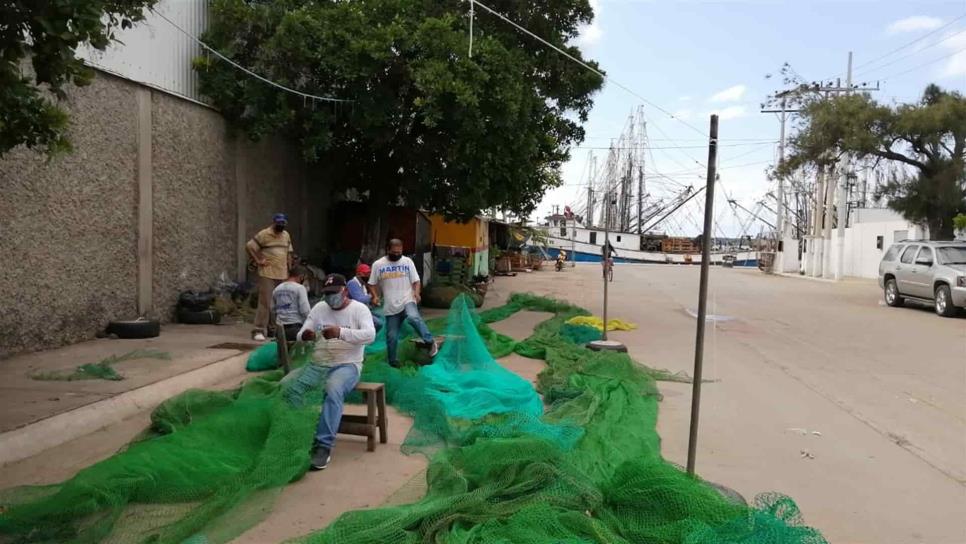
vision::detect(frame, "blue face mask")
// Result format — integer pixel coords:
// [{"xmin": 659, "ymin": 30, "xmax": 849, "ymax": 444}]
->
[{"xmin": 325, "ymin": 292, "xmax": 345, "ymax": 309}]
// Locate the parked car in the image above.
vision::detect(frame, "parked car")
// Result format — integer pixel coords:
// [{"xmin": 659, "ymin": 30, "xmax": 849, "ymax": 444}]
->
[{"xmin": 878, "ymin": 240, "xmax": 966, "ymax": 317}]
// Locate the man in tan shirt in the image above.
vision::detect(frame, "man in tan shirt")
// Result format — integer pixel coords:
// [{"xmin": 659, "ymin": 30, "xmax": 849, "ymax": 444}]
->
[{"xmin": 246, "ymin": 213, "xmax": 294, "ymax": 341}]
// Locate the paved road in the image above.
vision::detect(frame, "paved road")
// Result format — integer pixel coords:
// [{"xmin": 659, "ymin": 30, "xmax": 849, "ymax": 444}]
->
[{"xmin": 502, "ymin": 264, "xmax": 966, "ymax": 544}]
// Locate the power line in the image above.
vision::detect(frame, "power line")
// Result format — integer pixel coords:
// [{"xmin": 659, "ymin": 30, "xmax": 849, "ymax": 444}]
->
[
  {"xmin": 470, "ymin": 0, "xmax": 706, "ymax": 136},
  {"xmin": 654, "ymin": 159, "xmax": 773, "ymax": 177},
  {"xmin": 152, "ymin": 9, "xmax": 352, "ymax": 104},
  {"xmin": 581, "ymin": 136, "xmax": 776, "ymax": 142},
  {"xmin": 854, "ymin": 13, "xmax": 966, "ymax": 71},
  {"xmin": 820, "ymin": 12, "xmax": 966, "ymax": 82},
  {"xmin": 569, "ymin": 141, "xmax": 777, "ymax": 151},
  {"xmin": 719, "ymin": 141, "xmax": 777, "ymax": 163},
  {"xmin": 855, "ymin": 26, "xmax": 966, "ymax": 78},
  {"xmin": 880, "ymin": 47, "xmax": 966, "ymax": 81}
]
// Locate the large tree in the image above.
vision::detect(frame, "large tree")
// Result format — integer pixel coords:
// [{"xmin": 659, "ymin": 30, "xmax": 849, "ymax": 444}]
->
[
  {"xmin": 0, "ymin": 0, "xmax": 157, "ymax": 156},
  {"xmin": 781, "ymin": 84, "xmax": 966, "ymax": 240},
  {"xmin": 197, "ymin": 0, "xmax": 603, "ymax": 258}
]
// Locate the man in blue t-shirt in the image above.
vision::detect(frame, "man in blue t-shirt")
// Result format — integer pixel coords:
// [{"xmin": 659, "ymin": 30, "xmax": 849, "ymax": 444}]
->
[{"xmin": 347, "ymin": 263, "xmax": 383, "ymax": 332}]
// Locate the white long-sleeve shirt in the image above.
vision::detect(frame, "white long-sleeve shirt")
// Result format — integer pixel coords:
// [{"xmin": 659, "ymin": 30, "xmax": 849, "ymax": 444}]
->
[{"xmin": 297, "ymin": 300, "xmax": 375, "ymax": 371}]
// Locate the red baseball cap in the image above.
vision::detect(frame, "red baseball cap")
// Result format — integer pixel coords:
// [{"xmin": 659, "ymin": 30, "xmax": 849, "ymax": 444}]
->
[{"xmin": 356, "ymin": 264, "xmax": 372, "ymax": 276}]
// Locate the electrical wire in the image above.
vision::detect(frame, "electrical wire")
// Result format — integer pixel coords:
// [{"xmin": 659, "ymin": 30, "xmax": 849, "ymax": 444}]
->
[
  {"xmin": 854, "ymin": 26, "xmax": 966, "ymax": 78},
  {"xmin": 568, "ymin": 141, "xmax": 778, "ymax": 151},
  {"xmin": 854, "ymin": 13, "xmax": 966, "ymax": 71},
  {"xmin": 819, "ymin": 12, "xmax": 966, "ymax": 83},
  {"xmin": 470, "ymin": 0, "xmax": 707, "ymax": 136},
  {"xmin": 581, "ymin": 136, "xmax": 777, "ymax": 142},
  {"xmin": 880, "ymin": 47, "xmax": 966, "ymax": 81},
  {"xmin": 152, "ymin": 9, "xmax": 352, "ymax": 103}
]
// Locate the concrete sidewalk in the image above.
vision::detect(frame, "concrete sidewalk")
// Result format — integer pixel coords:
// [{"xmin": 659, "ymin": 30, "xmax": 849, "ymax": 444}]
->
[
  {"xmin": 0, "ymin": 275, "xmax": 552, "ymax": 544},
  {"xmin": 0, "ymin": 322, "xmax": 259, "ymax": 465}
]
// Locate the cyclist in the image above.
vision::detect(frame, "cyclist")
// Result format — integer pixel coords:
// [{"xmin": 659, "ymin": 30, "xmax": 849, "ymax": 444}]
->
[{"xmin": 601, "ymin": 241, "xmax": 617, "ymax": 282}]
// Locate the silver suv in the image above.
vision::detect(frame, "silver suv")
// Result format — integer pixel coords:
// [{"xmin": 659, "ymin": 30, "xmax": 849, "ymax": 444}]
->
[{"xmin": 879, "ymin": 240, "xmax": 966, "ymax": 317}]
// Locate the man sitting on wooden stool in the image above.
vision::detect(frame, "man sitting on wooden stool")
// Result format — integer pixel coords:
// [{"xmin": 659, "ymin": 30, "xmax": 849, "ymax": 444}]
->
[{"xmin": 298, "ymin": 273, "xmax": 376, "ymax": 470}]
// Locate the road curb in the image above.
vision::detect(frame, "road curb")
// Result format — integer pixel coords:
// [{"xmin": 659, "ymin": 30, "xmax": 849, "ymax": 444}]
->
[
  {"xmin": 774, "ymin": 272, "xmax": 839, "ymax": 283},
  {"xmin": 0, "ymin": 351, "xmax": 250, "ymax": 467}
]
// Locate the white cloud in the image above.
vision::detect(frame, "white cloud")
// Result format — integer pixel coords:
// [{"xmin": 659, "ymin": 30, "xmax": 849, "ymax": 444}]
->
[
  {"xmin": 679, "ymin": 95, "xmax": 692, "ymax": 102},
  {"xmin": 712, "ymin": 105, "xmax": 748, "ymax": 120},
  {"xmin": 574, "ymin": 0, "xmax": 603, "ymax": 48},
  {"xmin": 941, "ymin": 30, "xmax": 966, "ymax": 78},
  {"xmin": 887, "ymin": 15, "xmax": 943, "ymax": 34},
  {"xmin": 709, "ymin": 84, "xmax": 747, "ymax": 103}
]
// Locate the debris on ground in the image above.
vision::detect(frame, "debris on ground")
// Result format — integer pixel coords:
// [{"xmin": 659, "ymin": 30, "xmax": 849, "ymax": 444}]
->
[
  {"xmin": 787, "ymin": 427, "xmax": 823, "ymax": 437},
  {"xmin": 30, "ymin": 349, "xmax": 171, "ymax": 381}
]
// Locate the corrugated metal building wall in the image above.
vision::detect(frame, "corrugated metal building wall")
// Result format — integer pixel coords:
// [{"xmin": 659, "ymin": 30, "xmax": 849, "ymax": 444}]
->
[{"xmin": 76, "ymin": 0, "xmax": 208, "ymax": 104}]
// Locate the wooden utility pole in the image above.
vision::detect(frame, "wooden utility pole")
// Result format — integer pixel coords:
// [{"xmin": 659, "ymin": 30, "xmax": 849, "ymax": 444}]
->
[{"xmin": 686, "ymin": 114, "xmax": 718, "ymax": 476}]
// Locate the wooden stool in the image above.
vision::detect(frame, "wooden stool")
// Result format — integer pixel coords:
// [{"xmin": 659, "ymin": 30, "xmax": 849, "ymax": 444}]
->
[{"xmin": 338, "ymin": 382, "xmax": 387, "ymax": 451}]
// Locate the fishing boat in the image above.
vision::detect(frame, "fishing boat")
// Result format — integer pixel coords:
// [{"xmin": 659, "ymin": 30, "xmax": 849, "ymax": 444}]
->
[
  {"xmin": 541, "ymin": 217, "xmax": 760, "ymax": 266},
  {"xmin": 538, "ymin": 106, "xmax": 762, "ymax": 267}
]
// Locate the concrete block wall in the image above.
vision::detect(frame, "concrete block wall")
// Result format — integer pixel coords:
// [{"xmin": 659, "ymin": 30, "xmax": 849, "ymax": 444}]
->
[
  {"xmin": 0, "ymin": 71, "xmax": 327, "ymax": 358},
  {"xmin": 151, "ymin": 89, "xmax": 237, "ymax": 319},
  {"xmin": 0, "ymin": 75, "xmax": 140, "ymax": 357},
  {"xmin": 234, "ymin": 138, "xmax": 329, "ymax": 282}
]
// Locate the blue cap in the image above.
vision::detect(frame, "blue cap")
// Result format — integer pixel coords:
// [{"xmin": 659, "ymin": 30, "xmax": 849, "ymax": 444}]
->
[{"xmin": 273, "ymin": 213, "xmax": 288, "ymax": 224}]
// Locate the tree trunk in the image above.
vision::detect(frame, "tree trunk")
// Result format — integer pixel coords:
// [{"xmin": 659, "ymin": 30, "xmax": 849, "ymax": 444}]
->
[
  {"xmin": 929, "ymin": 217, "xmax": 955, "ymax": 241},
  {"xmin": 360, "ymin": 208, "xmax": 390, "ymax": 263}
]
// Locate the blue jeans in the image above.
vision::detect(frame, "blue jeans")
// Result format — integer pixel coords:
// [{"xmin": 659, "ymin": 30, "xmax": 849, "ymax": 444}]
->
[
  {"xmin": 314, "ymin": 363, "xmax": 361, "ymax": 449},
  {"xmin": 385, "ymin": 302, "xmax": 433, "ymax": 366},
  {"xmin": 372, "ymin": 312, "xmax": 384, "ymax": 333}
]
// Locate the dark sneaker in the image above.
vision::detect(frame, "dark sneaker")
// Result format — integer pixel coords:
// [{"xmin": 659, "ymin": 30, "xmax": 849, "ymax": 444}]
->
[
  {"xmin": 310, "ymin": 445, "xmax": 331, "ymax": 470},
  {"xmin": 388, "ymin": 360, "xmax": 400, "ymax": 368}
]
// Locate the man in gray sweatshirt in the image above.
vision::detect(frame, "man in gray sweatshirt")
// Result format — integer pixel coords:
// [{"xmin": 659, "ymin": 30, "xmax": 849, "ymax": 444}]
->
[{"xmin": 272, "ymin": 266, "xmax": 311, "ymax": 341}]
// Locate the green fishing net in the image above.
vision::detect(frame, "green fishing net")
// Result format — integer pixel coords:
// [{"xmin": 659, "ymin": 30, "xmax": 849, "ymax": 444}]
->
[{"xmin": 0, "ymin": 294, "xmax": 826, "ymax": 544}]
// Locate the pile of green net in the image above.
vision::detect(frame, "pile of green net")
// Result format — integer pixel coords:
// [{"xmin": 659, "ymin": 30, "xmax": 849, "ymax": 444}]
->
[{"xmin": 0, "ymin": 294, "xmax": 825, "ymax": 544}]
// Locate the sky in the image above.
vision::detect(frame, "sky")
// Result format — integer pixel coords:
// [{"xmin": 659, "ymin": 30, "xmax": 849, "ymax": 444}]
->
[{"xmin": 525, "ymin": 0, "xmax": 966, "ymax": 236}]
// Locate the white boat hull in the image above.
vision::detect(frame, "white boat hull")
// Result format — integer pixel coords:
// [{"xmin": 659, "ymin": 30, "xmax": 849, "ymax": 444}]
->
[{"xmin": 544, "ymin": 235, "xmax": 759, "ymax": 266}]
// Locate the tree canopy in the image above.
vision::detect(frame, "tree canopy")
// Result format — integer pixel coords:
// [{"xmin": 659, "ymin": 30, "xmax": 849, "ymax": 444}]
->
[
  {"xmin": 781, "ymin": 85, "xmax": 966, "ymax": 239},
  {"xmin": 0, "ymin": 0, "xmax": 157, "ymax": 156},
  {"xmin": 197, "ymin": 0, "xmax": 604, "ymax": 224}
]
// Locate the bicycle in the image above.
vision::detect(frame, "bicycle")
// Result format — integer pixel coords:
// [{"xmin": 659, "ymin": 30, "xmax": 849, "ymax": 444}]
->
[{"xmin": 602, "ymin": 257, "xmax": 614, "ymax": 282}]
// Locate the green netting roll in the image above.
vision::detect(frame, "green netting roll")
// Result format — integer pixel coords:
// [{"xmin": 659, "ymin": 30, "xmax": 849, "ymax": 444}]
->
[
  {"xmin": 0, "ymin": 293, "xmax": 826, "ymax": 544},
  {"xmin": 560, "ymin": 323, "xmax": 602, "ymax": 344},
  {"xmin": 245, "ymin": 342, "xmax": 279, "ymax": 371}
]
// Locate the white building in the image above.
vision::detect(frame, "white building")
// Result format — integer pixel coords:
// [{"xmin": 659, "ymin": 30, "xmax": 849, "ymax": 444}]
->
[
  {"xmin": 803, "ymin": 208, "xmax": 926, "ymax": 280},
  {"xmin": 76, "ymin": 0, "xmax": 208, "ymax": 103}
]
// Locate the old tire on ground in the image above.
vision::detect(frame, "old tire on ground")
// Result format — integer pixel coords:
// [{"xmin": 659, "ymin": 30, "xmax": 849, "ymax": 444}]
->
[
  {"xmin": 884, "ymin": 278, "xmax": 904, "ymax": 307},
  {"xmin": 178, "ymin": 290, "xmax": 216, "ymax": 312},
  {"xmin": 106, "ymin": 318, "xmax": 161, "ymax": 339},
  {"xmin": 177, "ymin": 308, "xmax": 222, "ymax": 325},
  {"xmin": 934, "ymin": 284, "xmax": 958, "ymax": 317}
]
